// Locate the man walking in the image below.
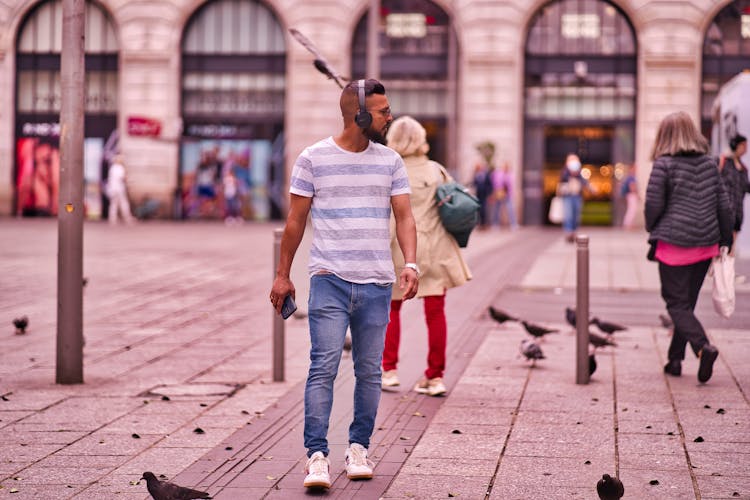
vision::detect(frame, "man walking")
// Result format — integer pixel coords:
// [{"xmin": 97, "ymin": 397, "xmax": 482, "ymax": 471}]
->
[{"xmin": 269, "ymin": 78, "xmax": 419, "ymax": 490}]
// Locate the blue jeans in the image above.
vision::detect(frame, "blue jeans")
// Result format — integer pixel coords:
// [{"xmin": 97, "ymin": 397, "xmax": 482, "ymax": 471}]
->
[
  {"xmin": 304, "ymin": 273, "xmax": 392, "ymax": 457},
  {"xmin": 491, "ymin": 198, "xmax": 518, "ymax": 228},
  {"xmin": 562, "ymin": 195, "xmax": 582, "ymax": 233}
]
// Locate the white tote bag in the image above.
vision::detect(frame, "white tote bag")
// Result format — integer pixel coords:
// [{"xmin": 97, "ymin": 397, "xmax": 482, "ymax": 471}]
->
[
  {"xmin": 711, "ymin": 246, "xmax": 735, "ymax": 318},
  {"xmin": 548, "ymin": 196, "xmax": 563, "ymax": 224}
]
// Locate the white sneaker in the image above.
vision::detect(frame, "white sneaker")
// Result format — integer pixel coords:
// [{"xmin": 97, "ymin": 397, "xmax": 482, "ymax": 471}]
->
[
  {"xmin": 345, "ymin": 443, "xmax": 374, "ymax": 480},
  {"xmin": 303, "ymin": 451, "xmax": 331, "ymax": 489},
  {"xmin": 414, "ymin": 377, "xmax": 447, "ymax": 396},
  {"xmin": 381, "ymin": 369, "xmax": 400, "ymax": 388}
]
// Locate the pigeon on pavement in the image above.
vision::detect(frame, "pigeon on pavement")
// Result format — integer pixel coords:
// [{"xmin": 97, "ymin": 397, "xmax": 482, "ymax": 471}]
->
[
  {"xmin": 591, "ymin": 317, "xmax": 627, "ymax": 335},
  {"xmin": 488, "ymin": 306, "xmax": 518, "ymax": 324},
  {"xmin": 343, "ymin": 334, "xmax": 352, "ymax": 353},
  {"xmin": 589, "ymin": 331, "xmax": 617, "ymax": 348},
  {"xmin": 565, "ymin": 307, "xmax": 577, "ymax": 328},
  {"xmin": 141, "ymin": 472, "xmax": 211, "ymax": 500},
  {"xmin": 520, "ymin": 339, "xmax": 545, "ymax": 364},
  {"xmin": 520, "ymin": 320, "xmax": 559, "ymax": 339},
  {"xmin": 596, "ymin": 473, "xmax": 624, "ymax": 499},
  {"xmin": 13, "ymin": 316, "xmax": 28, "ymax": 335},
  {"xmin": 589, "ymin": 353, "xmax": 597, "ymax": 375}
]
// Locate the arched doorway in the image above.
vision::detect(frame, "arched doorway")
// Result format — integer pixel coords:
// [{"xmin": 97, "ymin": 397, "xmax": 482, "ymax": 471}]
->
[
  {"xmin": 350, "ymin": 0, "xmax": 458, "ymax": 171},
  {"xmin": 523, "ymin": 0, "xmax": 636, "ymax": 226},
  {"xmin": 179, "ymin": 0, "xmax": 286, "ymax": 221},
  {"xmin": 702, "ymin": 0, "xmax": 750, "ymax": 148},
  {"xmin": 14, "ymin": 0, "xmax": 118, "ymax": 218}
]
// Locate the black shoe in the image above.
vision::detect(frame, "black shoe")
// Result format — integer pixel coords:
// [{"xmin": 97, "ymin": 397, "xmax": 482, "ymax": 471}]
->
[
  {"xmin": 698, "ymin": 345, "xmax": 719, "ymax": 383},
  {"xmin": 664, "ymin": 360, "xmax": 682, "ymax": 377}
]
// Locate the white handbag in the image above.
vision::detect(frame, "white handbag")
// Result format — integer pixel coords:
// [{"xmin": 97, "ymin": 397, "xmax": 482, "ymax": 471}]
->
[
  {"xmin": 710, "ymin": 246, "xmax": 735, "ymax": 318},
  {"xmin": 548, "ymin": 196, "xmax": 563, "ymax": 224}
]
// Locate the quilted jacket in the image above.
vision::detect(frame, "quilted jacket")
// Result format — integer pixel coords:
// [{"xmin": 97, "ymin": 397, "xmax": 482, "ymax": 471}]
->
[{"xmin": 645, "ymin": 153, "xmax": 733, "ymax": 248}]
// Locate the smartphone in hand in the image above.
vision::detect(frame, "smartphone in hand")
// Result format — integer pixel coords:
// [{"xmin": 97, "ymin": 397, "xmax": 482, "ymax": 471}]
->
[{"xmin": 281, "ymin": 294, "xmax": 297, "ymax": 320}]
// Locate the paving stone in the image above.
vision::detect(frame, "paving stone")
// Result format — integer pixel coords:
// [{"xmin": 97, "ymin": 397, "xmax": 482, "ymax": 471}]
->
[
  {"xmin": 383, "ymin": 473, "xmax": 491, "ymax": 499},
  {"xmin": 618, "ymin": 467, "xmax": 698, "ymax": 499}
]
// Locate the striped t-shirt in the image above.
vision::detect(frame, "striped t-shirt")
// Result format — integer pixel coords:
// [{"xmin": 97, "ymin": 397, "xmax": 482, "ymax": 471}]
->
[{"xmin": 290, "ymin": 137, "xmax": 411, "ymax": 284}]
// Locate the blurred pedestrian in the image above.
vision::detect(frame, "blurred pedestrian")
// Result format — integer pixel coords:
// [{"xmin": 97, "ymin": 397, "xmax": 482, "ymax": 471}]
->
[
  {"xmin": 473, "ymin": 141, "xmax": 495, "ymax": 229},
  {"xmin": 222, "ymin": 169, "xmax": 242, "ymax": 225},
  {"xmin": 269, "ymin": 79, "xmax": 418, "ymax": 490},
  {"xmin": 558, "ymin": 153, "xmax": 592, "ymax": 242},
  {"xmin": 719, "ymin": 134, "xmax": 749, "ymax": 254},
  {"xmin": 381, "ymin": 116, "xmax": 472, "ymax": 397},
  {"xmin": 490, "ymin": 161, "xmax": 519, "ymax": 230},
  {"xmin": 106, "ymin": 154, "xmax": 134, "ymax": 225},
  {"xmin": 621, "ymin": 163, "xmax": 640, "ymax": 229},
  {"xmin": 645, "ymin": 111, "xmax": 733, "ymax": 383}
]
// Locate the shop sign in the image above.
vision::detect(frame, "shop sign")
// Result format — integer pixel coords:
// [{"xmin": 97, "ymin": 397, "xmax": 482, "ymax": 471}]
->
[
  {"xmin": 386, "ymin": 13, "xmax": 427, "ymax": 38},
  {"xmin": 561, "ymin": 14, "xmax": 600, "ymax": 39},
  {"xmin": 21, "ymin": 121, "xmax": 60, "ymax": 137},
  {"xmin": 127, "ymin": 116, "xmax": 162, "ymax": 137}
]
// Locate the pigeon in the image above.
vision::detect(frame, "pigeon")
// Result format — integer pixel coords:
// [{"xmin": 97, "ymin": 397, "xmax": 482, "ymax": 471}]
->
[
  {"xmin": 589, "ymin": 353, "xmax": 597, "ymax": 375},
  {"xmin": 343, "ymin": 334, "xmax": 352, "ymax": 352},
  {"xmin": 13, "ymin": 316, "xmax": 28, "ymax": 335},
  {"xmin": 520, "ymin": 320, "xmax": 559, "ymax": 339},
  {"xmin": 591, "ymin": 317, "xmax": 627, "ymax": 335},
  {"xmin": 489, "ymin": 306, "xmax": 518, "ymax": 324},
  {"xmin": 659, "ymin": 314, "xmax": 673, "ymax": 329},
  {"xmin": 589, "ymin": 331, "xmax": 617, "ymax": 348},
  {"xmin": 141, "ymin": 472, "xmax": 211, "ymax": 500},
  {"xmin": 565, "ymin": 307, "xmax": 577, "ymax": 328},
  {"xmin": 519, "ymin": 339, "xmax": 545, "ymax": 363},
  {"xmin": 596, "ymin": 473, "xmax": 624, "ymax": 499}
]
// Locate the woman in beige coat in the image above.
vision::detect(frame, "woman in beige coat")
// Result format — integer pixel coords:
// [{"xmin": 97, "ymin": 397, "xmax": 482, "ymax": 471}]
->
[{"xmin": 382, "ymin": 116, "xmax": 472, "ymax": 396}]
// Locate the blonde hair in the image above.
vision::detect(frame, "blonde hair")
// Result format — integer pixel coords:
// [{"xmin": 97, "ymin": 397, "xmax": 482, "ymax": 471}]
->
[
  {"xmin": 386, "ymin": 116, "xmax": 428, "ymax": 157},
  {"xmin": 651, "ymin": 111, "xmax": 709, "ymax": 160}
]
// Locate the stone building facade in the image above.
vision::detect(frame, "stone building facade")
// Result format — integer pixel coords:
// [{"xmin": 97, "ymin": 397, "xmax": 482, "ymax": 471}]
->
[{"xmin": 0, "ymin": 0, "xmax": 747, "ymax": 224}]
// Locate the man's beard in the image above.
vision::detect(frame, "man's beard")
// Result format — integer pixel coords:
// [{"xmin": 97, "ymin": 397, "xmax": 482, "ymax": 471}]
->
[{"xmin": 364, "ymin": 124, "xmax": 389, "ymax": 145}]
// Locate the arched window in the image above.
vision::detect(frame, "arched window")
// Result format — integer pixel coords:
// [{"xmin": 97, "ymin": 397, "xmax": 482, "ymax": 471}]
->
[
  {"xmin": 523, "ymin": 0, "xmax": 636, "ymax": 226},
  {"xmin": 351, "ymin": 0, "xmax": 458, "ymax": 170},
  {"xmin": 701, "ymin": 0, "xmax": 750, "ymax": 138},
  {"xmin": 15, "ymin": 0, "xmax": 118, "ymax": 218},
  {"xmin": 179, "ymin": 0, "xmax": 286, "ymax": 221}
]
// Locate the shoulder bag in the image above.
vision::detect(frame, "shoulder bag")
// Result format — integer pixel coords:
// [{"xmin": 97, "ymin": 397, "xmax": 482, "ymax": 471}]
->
[{"xmin": 434, "ymin": 164, "xmax": 480, "ymax": 248}]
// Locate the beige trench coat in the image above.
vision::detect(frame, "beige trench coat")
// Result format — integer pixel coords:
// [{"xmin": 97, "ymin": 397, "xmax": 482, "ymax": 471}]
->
[{"xmin": 391, "ymin": 155, "xmax": 472, "ymax": 300}]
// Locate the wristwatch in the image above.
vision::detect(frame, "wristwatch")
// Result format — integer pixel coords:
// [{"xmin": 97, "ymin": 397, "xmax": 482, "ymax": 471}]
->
[{"xmin": 404, "ymin": 262, "xmax": 420, "ymax": 277}]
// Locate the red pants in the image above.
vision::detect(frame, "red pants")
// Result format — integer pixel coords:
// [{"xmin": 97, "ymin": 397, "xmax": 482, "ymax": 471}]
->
[{"xmin": 382, "ymin": 294, "xmax": 447, "ymax": 379}]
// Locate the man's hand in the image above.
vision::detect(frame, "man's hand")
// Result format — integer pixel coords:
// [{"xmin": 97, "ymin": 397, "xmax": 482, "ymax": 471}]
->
[
  {"xmin": 270, "ymin": 276, "xmax": 295, "ymax": 315},
  {"xmin": 399, "ymin": 267, "xmax": 418, "ymax": 300}
]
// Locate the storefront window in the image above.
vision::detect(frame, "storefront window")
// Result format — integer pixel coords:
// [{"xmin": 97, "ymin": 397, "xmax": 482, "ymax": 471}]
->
[
  {"xmin": 180, "ymin": 0, "xmax": 286, "ymax": 221},
  {"xmin": 351, "ymin": 0, "xmax": 457, "ymax": 170},
  {"xmin": 523, "ymin": 0, "xmax": 636, "ymax": 226},
  {"xmin": 701, "ymin": 0, "xmax": 750, "ymax": 138},
  {"xmin": 15, "ymin": 0, "xmax": 118, "ymax": 218}
]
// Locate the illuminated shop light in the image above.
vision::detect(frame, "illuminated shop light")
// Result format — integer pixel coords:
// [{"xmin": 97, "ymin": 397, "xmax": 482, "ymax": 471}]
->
[{"xmin": 742, "ymin": 15, "xmax": 750, "ymax": 39}]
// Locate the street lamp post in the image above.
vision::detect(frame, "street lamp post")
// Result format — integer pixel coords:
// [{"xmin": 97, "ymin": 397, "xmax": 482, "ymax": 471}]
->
[{"xmin": 56, "ymin": 0, "xmax": 85, "ymax": 384}]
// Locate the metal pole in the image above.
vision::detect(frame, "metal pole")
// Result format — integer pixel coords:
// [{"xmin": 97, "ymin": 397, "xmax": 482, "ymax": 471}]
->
[
  {"xmin": 366, "ymin": 0, "xmax": 380, "ymax": 79},
  {"xmin": 272, "ymin": 228, "xmax": 285, "ymax": 382},
  {"xmin": 576, "ymin": 234, "xmax": 590, "ymax": 384},
  {"xmin": 56, "ymin": 0, "xmax": 85, "ymax": 384}
]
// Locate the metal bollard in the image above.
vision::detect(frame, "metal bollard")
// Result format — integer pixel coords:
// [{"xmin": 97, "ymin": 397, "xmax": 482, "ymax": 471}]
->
[
  {"xmin": 575, "ymin": 234, "xmax": 590, "ymax": 385},
  {"xmin": 272, "ymin": 228, "xmax": 285, "ymax": 382}
]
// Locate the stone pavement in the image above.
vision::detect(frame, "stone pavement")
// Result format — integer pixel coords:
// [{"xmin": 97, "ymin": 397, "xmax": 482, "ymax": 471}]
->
[{"xmin": 0, "ymin": 220, "xmax": 747, "ymax": 499}]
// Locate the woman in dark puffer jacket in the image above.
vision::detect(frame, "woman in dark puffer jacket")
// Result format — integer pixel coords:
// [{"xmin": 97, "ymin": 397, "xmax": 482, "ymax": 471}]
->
[{"xmin": 645, "ymin": 111, "xmax": 734, "ymax": 384}]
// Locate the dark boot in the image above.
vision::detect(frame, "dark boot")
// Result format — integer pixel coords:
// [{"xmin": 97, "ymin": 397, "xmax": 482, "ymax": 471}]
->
[{"xmin": 697, "ymin": 345, "xmax": 718, "ymax": 383}]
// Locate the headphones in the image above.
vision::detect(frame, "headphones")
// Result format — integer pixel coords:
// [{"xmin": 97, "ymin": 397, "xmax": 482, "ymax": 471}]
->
[{"xmin": 354, "ymin": 79, "xmax": 373, "ymax": 129}]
